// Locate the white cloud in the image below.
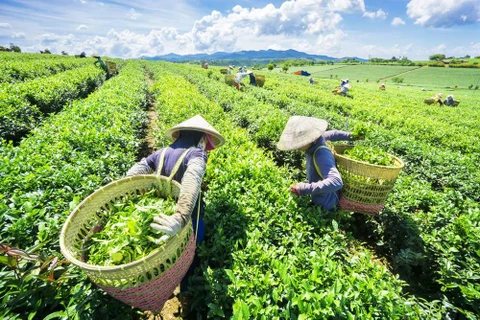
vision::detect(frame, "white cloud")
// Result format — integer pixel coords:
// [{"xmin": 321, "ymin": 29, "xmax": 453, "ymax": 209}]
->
[
  {"xmin": 181, "ymin": 0, "xmax": 364, "ymax": 53},
  {"xmin": 359, "ymin": 43, "xmax": 414, "ymax": 59},
  {"xmin": 77, "ymin": 25, "xmax": 88, "ymax": 30},
  {"xmin": 363, "ymin": 9, "xmax": 387, "ymax": 20},
  {"xmin": 315, "ymin": 30, "xmax": 347, "ymax": 53},
  {"xmin": 407, "ymin": 0, "xmax": 480, "ymax": 27},
  {"xmin": 128, "ymin": 8, "xmax": 141, "ymax": 20},
  {"xmin": 15, "ymin": 0, "xmax": 371, "ymax": 58},
  {"xmin": 37, "ymin": 33, "xmax": 76, "ymax": 49},
  {"xmin": 12, "ymin": 32, "xmax": 26, "ymax": 39},
  {"xmin": 432, "ymin": 44, "xmax": 447, "ymax": 53},
  {"xmin": 0, "ymin": 23, "xmax": 12, "ymax": 28},
  {"xmin": 80, "ymin": 0, "xmax": 88, "ymax": 4},
  {"xmin": 417, "ymin": 42, "xmax": 480, "ymax": 58},
  {"xmin": 30, "ymin": 28, "xmax": 180, "ymax": 57},
  {"xmin": 392, "ymin": 17, "xmax": 406, "ymax": 26},
  {"xmin": 267, "ymin": 43, "xmax": 283, "ymax": 51}
]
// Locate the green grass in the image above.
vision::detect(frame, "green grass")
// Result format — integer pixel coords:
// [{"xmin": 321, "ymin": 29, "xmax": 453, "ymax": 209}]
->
[
  {"xmin": 393, "ymin": 66, "xmax": 480, "ymax": 90},
  {"xmin": 309, "ymin": 65, "xmax": 419, "ymax": 82}
]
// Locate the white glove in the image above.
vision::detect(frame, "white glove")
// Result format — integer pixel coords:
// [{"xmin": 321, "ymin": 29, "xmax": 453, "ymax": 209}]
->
[{"xmin": 150, "ymin": 213, "xmax": 183, "ymax": 241}]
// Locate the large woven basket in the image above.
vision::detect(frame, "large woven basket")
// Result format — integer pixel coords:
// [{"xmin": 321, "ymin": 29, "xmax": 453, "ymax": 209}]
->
[
  {"xmin": 332, "ymin": 145, "xmax": 404, "ymax": 215},
  {"xmin": 106, "ymin": 61, "xmax": 117, "ymax": 74},
  {"xmin": 60, "ymin": 174, "xmax": 195, "ymax": 312},
  {"xmin": 225, "ymin": 74, "xmax": 235, "ymax": 86},
  {"xmin": 423, "ymin": 98, "xmax": 441, "ymax": 105},
  {"xmin": 255, "ymin": 74, "xmax": 265, "ymax": 87}
]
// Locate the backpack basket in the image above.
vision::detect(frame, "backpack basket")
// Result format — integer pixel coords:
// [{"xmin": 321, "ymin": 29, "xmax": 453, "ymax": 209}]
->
[
  {"xmin": 255, "ymin": 75, "xmax": 265, "ymax": 87},
  {"xmin": 225, "ymin": 74, "xmax": 235, "ymax": 86},
  {"xmin": 60, "ymin": 150, "xmax": 197, "ymax": 312},
  {"xmin": 332, "ymin": 144, "xmax": 404, "ymax": 215}
]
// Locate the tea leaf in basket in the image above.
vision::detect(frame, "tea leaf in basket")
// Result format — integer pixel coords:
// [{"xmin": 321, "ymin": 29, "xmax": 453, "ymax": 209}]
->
[{"xmin": 84, "ymin": 189, "xmax": 177, "ymax": 266}]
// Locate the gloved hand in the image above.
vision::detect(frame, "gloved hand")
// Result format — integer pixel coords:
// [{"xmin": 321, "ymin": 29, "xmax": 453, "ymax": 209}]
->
[
  {"xmin": 290, "ymin": 183, "xmax": 306, "ymax": 196},
  {"xmin": 150, "ymin": 213, "xmax": 183, "ymax": 243},
  {"xmin": 290, "ymin": 185, "xmax": 300, "ymax": 196}
]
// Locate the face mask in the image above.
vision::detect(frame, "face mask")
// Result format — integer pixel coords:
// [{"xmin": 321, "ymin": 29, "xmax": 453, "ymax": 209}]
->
[{"xmin": 205, "ymin": 133, "xmax": 215, "ymax": 151}]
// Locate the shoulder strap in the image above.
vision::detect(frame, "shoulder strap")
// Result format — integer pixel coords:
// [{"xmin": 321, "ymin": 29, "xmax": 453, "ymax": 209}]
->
[
  {"xmin": 156, "ymin": 147, "xmax": 192, "ymax": 196},
  {"xmin": 313, "ymin": 146, "xmax": 332, "ymax": 180},
  {"xmin": 156, "ymin": 148, "xmax": 192, "ymax": 178}
]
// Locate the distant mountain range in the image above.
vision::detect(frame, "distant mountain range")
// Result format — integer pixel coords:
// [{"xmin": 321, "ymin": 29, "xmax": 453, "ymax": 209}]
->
[{"xmin": 141, "ymin": 49, "xmax": 368, "ymax": 62}]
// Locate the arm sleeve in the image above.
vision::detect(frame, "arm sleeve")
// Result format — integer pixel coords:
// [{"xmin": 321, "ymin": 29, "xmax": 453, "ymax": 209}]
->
[
  {"xmin": 126, "ymin": 158, "xmax": 154, "ymax": 176},
  {"xmin": 297, "ymin": 167, "xmax": 343, "ymax": 195},
  {"xmin": 297, "ymin": 149, "xmax": 343, "ymax": 195},
  {"xmin": 322, "ymin": 130, "xmax": 352, "ymax": 142},
  {"xmin": 174, "ymin": 157, "xmax": 206, "ymax": 226}
]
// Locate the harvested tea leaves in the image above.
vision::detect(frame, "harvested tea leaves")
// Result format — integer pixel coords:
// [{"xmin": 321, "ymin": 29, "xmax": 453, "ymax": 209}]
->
[{"xmin": 84, "ymin": 189, "xmax": 176, "ymax": 266}]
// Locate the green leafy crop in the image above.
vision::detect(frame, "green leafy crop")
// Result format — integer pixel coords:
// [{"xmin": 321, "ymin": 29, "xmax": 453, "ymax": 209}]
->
[
  {"xmin": 343, "ymin": 145, "xmax": 396, "ymax": 166},
  {"xmin": 84, "ymin": 190, "xmax": 176, "ymax": 266}
]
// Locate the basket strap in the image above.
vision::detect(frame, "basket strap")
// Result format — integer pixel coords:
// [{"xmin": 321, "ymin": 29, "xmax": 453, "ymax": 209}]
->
[
  {"xmin": 313, "ymin": 146, "xmax": 331, "ymax": 180},
  {"xmin": 168, "ymin": 148, "xmax": 192, "ymax": 180},
  {"xmin": 195, "ymin": 191, "xmax": 201, "ymax": 236},
  {"xmin": 156, "ymin": 148, "xmax": 192, "ymax": 196},
  {"xmin": 313, "ymin": 145, "xmax": 341, "ymax": 205}
]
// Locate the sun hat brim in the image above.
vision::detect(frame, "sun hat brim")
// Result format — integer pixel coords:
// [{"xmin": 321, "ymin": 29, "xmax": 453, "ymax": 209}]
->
[
  {"xmin": 165, "ymin": 114, "xmax": 225, "ymax": 149},
  {"xmin": 277, "ymin": 116, "xmax": 328, "ymax": 151}
]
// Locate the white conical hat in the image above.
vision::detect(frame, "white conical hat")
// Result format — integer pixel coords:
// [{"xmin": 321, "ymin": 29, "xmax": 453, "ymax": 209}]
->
[
  {"xmin": 277, "ymin": 116, "xmax": 328, "ymax": 151},
  {"xmin": 165, "ymin": 114, "xmax": 225, "ymax": 148}
]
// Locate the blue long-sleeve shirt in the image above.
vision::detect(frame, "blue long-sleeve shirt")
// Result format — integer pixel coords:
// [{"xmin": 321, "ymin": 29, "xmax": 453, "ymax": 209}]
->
[{"xmin": 297, "ymin": 130, "xmax": 352, "ymax": 210}]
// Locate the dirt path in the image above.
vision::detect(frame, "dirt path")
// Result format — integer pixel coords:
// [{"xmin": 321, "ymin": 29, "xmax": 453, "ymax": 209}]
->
[
  {"xmin": 141, "ymin": 287, "xmax": 192, "ymax": 320},
  {"xmin": 137, "ymin": 74, "xmax": 159, "ymax": 159},
  {"xmin": 138, "ymin": 72, "xmax": 192, "ymax": 320},
  {"xmin": 378, "ymin": 65, "xmax": 426, "ymax": 82}
]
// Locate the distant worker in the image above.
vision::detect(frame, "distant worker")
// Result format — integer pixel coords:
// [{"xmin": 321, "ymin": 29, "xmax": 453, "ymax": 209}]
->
[
  {"xmin": 432, "ymin": 93, "xmax": 443, "ymax": 105},
  {"xmin": 234, "ymin": 67, "xmax": 248, "ymax": 91},
  {"xmin": 340, "ymin": 80, "xmax": 351, "ymax": 97},
  {"xmin": 79, "ymin": 52, "xmax": 86, "ymax": 58},
  {"xmin": 379, "ymin": 83, "xmax": 386, "ymax": 90},
  {"xmin": 93, "ymin": 54, "xmax": 108, "ymax": 75},
  {"xmin": 309, "ymin": 76, "xmax": 315, "ymax": 84},
  {"xmin": 227, "ymin": 65, "xmax": 233, "ymax": 75},
  {"xmin": 424, "ymin": 93, "xmax": 443, "ymax": 105},
  {"xmin": 444, "ymin": 95, "xmax": 456, "ymax": 106}
]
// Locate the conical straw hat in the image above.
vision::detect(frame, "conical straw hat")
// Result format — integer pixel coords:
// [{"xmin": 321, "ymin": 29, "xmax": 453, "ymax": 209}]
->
[
  {"xmin": 277, "ymin": 116, "xmax": 328, "ymax": 151},
  {"xmin": 165, "ymin": 114, "xmax": 225, "ymax": 148}
]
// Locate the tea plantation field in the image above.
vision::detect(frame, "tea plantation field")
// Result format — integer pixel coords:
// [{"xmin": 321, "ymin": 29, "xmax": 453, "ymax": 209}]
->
[{"xmin": 1, "ymin": 53, "xmax": 479, "ymax": 319}]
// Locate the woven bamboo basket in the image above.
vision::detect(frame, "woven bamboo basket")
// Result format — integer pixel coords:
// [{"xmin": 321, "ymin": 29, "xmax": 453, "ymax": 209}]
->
[
  {"xmin": 255, "ymin": 74, "xmax": 265, "ymax": 87},
  {"xmin": 423, "ymin": 98, "xmax": 442, "ymax": 105},
  {"xmin": 60, "ymin": 174, "xmax": 195, "ymax": 312},
  {"xmin": 332, "ymin": 144, "xmax": 404, "ymax": 215},
  {"xmin": 106, "ymin": 61, "xmax": 117, "ymax": 75},
  {"xmin": 225, "ymin": 74, "xmax": 235, "ymax": 86}
]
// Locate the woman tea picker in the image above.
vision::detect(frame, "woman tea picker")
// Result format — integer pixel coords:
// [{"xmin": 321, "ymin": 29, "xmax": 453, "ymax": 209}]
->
[
  {"xmin": 126, "ymin": 114, "xmax": 225, "ymax": 291},
  {"xmin": 277, "ymin": 116, "xmax": 360, "ymax": 211}
]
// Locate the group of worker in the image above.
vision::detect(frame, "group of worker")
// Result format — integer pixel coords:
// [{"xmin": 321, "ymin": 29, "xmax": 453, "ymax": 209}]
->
[
  {"xmin": 126, "ymin": 113, "xmax": 359, "ymax": 307},
  {"xmin": 230, "ymin": 65, "xmax": 257, "ymax": 91},
  {"xmin": 426, "ymin": 93, "xmax": 458, "ymax": 106}
]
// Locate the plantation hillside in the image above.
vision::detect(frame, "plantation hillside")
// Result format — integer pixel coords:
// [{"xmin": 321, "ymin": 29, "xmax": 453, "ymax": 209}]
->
[{"xmin": 1, "ymin": 53, "xmax": 479, "ymax": 319}]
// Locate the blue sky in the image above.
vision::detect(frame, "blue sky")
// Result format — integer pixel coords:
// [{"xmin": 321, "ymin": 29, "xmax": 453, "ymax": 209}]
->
[{"xmin": 1, "ymin": 0, "xmax": 479, "ymax": 59}]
